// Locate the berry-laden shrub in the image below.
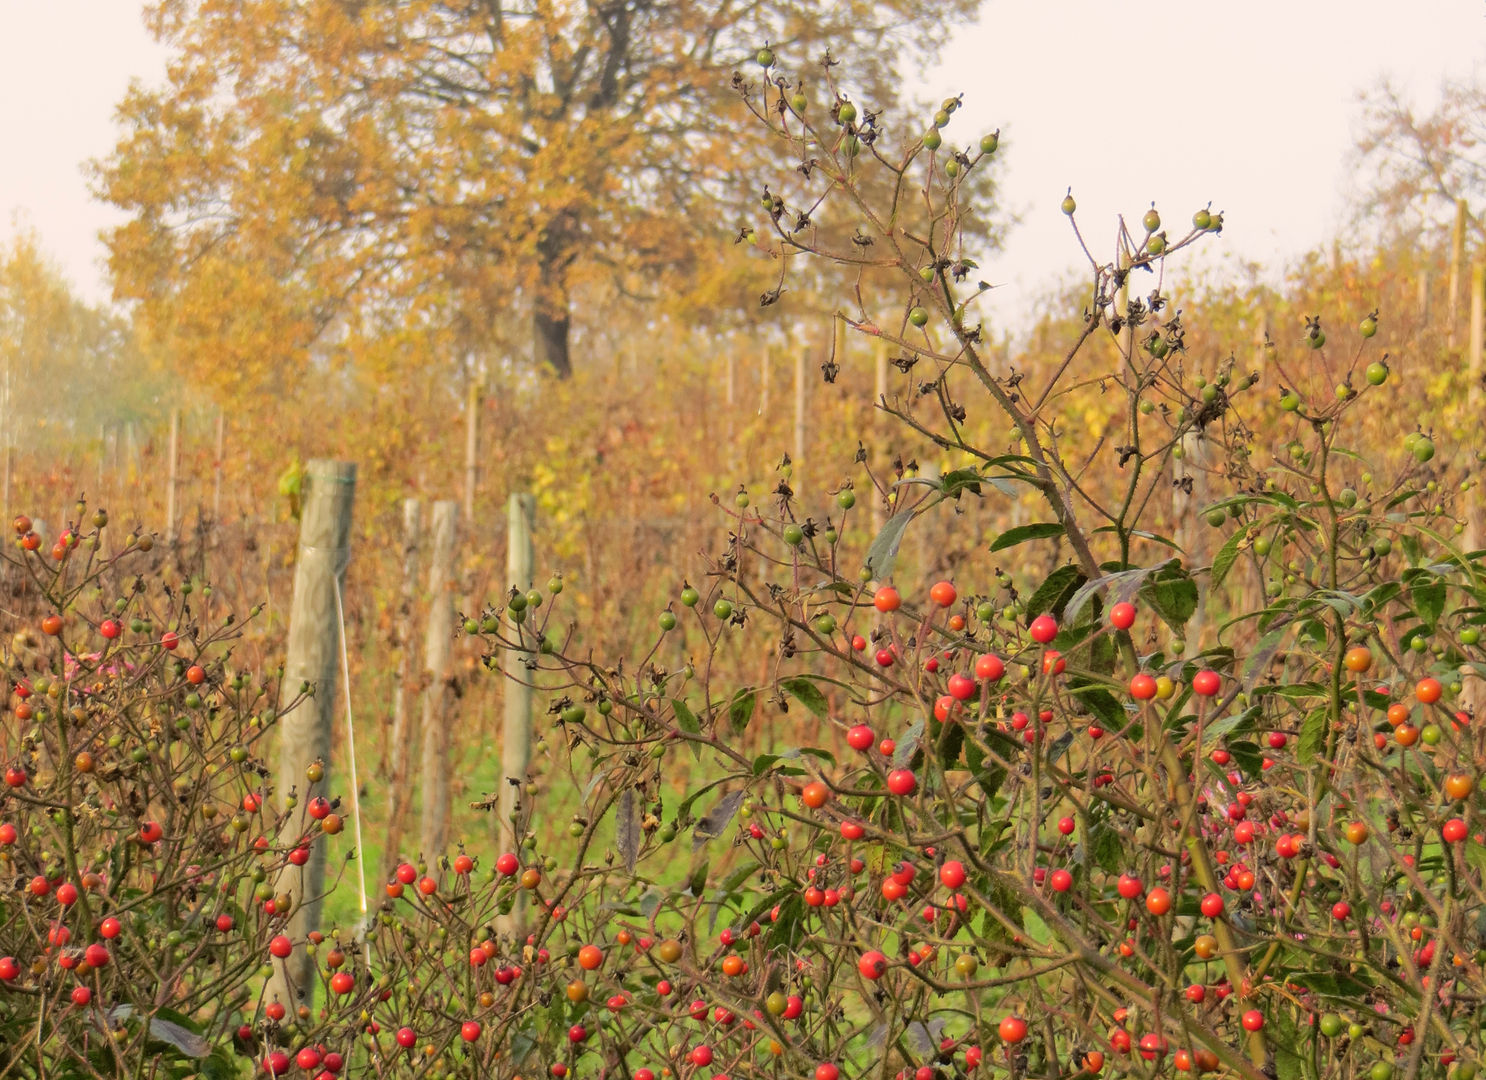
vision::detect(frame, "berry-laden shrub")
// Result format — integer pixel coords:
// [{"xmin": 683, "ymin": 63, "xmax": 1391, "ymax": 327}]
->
[
  {"xmin": 4, "ymin": 49, "xmax": 1486, "ymax": 1080},
  {"xmin": 453, "ymin": 51, "xmax": 1486, "ymax": 1080}
]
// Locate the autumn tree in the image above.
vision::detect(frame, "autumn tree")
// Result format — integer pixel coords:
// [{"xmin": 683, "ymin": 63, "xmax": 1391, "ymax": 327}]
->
[
  {"xmin": 1352, "ymin": 71, "xmax": 1486, "ymax": 241},
  {"xmin": 0, "ymin": 230, "xmax": 155, "ymax": 448},
  {"xmin": 95, "ymin": 0, "xmax": 984, "ymax": 389}
]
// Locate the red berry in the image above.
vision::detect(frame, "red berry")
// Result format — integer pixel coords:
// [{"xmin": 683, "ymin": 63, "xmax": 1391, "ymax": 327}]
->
[
  {"xmin": 974, "ymin": 653, "xmax": 1005, "ymax": 681},
  {"xmin": 886, "ymin": 769, "xmax": 917, "ymax": 796},
  {"xmin": 395, "ymin": 1027, "xmax": 416, "ymax": 1049},
  {"xmin": 1029, "ymin": 614, "xmax": 1058, "ymax": 644},
  {"xmin": 1241, "ymin": 1009, "xmax": 1264, "ymax": 1032},
  {"xmin": 998, "ymin": 1016, "xmax": 1028, "ymax": 1044},
  {"xmin": 859, "ymin": 951, "xmax": 888, "ymax": 979},
  {"xmin": 1192, "ymin": 670, "xmax": 1221, "ymax": 696},
  {"xmin": 1109, "ymin": 602, "xmax": 1136, "ymax": 630},
  {"xmin": 461, "ymin": 1021, "xmax": 482, "ymax": 1042},
  {"xmin": 496, "ymin": 853, "xmax": 519, "ymax": 876},
  {"xmin": 873, "ymin": 586, "xmax": 901, "ymax": 613},
  {"xmin": 846, "ymin": 724, "xmax": 874, "ymax": 751},
  {"xmin": 929, "ymin": 581, "xmax": 957, "ymax": 608},
  {"xmin": 939, "ymin": 861, "xmax": 966, "ymax": 889},
  {"xmin": 269, "ymin": 935, "xmax": 293, "ymax": 959},
  {"xmin": 947, "ymin": 673, "xmax": 975, "ymax": 701},
  {"xmin": 1129, "ymin": 674, "xmax": 1157, "ymax": 700}
]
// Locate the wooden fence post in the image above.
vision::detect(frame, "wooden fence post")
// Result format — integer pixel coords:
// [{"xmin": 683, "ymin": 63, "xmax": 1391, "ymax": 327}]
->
[
  {"xmin": 164, "ymin": 408, "xmax": 181, "ymax": 544},
  {"xmin": 464, "ymin": 378, "xmax": 482, "ymax": 526},
  {"xmin": 1173, "ymin": 430, "xmax": 1213, "ymax": 650},
  {"xmin": 384, "ymin": 498, "xmax": 422, "ymax": 864},
  {"xmin": 271, "ymin": 459, "xmax": 357, "ymax": 1009},
  {"xmin": 793, "ymin": 348, "xmax": 808, "ymax": 496},
  {"xmin": 418, "ymin": 500, "xmax": 459, "ymax": 858},
  {"xmin": 1417, "ymin": 269, "xmax": 1431, "ymax": 326},
  {"xmin": 1466, "ymin": 262, "xmax": 1485, "ymax": 553},
  {"xmin": 1448, "ymin": 199, "xmax": 1468, "ymax": 348},
  {"xmin": 871, "ymin": 339, "xmax": 889, "ymax": 536},
  {"xmin": 499, "ymin": 493, "xmax": 535, "ymax": 933}
]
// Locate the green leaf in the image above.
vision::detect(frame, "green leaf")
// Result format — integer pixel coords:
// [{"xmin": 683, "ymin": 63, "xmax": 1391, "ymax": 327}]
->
[
  {"xmin": 939, "ymin": 468, "xmax": 983, "ymax": 500},
  {"xmin": 1087, "ymin": 823, "xmax": 1123, "ymax": 875},
  {"xmin": 1140, "ymin": 563, "xmax": 1198, "ymax": 630},
  {"xmin": 866, "ymin": 508, "xmax": 914, "ymax": 579},
  {"xmin": 1296, "ymin": 706, "xmax": 1329, "ymax": 764},
  {"xmin": 1025, "ymin": 565, "xmax": 1085, "ymax": 621},
  {"xmin": 989, "ymin": 522, "xmax": 1064, "ymax": 553},
  {"xmin": 1408, "ymin": 572, "xmax": 1446, "ymax": 629},
  {"xmin": 1067, "ymin": 678, "xmax": 1124, "ymax": 731},
  {"xmin": 1210, "ymin": 528, "xmax": 1244, "ymax": 589},
  {"xmin": 728, "ymin": 688, "xmax": 756, "ymax": 734},
  {"xmin": 673, "ymin": 699, "xmax": 702, "ymax": 760},
  {"xmin": 780, "ymin": 677, "xmax": 828, "ymax": 717},
  {"xmin": 963, "ymin": 734, "xmax": 1008, "ymax": 802},
  {"xmin": 1239, "ymin": 624, "xmax": 1290, "ymax": 692}
]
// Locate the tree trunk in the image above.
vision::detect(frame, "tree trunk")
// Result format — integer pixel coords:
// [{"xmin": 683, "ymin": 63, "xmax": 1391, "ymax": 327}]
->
[
  {"xmin": 534, "ymin": 305, "xmax": 572, "ymax": 379},
  {"xmin": 535, "ymin": 215, "xmax": 578, "ymax": 379}
]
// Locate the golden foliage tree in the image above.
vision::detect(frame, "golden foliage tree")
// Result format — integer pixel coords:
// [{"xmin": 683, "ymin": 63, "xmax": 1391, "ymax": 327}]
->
[{"xmin": 95, "ymin": 0, "xmax": 982, "ymax": 392}]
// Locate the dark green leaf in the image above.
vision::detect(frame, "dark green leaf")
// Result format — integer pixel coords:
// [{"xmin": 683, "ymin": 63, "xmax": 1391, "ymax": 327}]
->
[
  {"xmin": 1140, "ymin": 563, "xmax": 1198, "ymax": 630},
  {"xmin": 1068, "ymin": 678, "xmax": 1124, "ymax": 731},
  {"xmin": 1210, "ymin": 528, "xmax": 1244, "ymax": 589},
  {"xmin": 1025, "ymin": 565, "xmax": 1085, "ymax": 621},
  {"xmin": 728, "ymin": 688, "xmax": 756, "ymax": 734},
  {"xmin": 780, "ymin": 677, "xmax": 828, "ymax": 717},
  {"xmin": 672, "ymin": 699, "xmax": 702, "ymax": 760},
  {"xmin": 1408, "ymin": 573, "xmax": 1446, "ymax": 629},
  {"xmin": 989, "ymin": 522, "xmax": 1064, "ymax": 553},
  {"xmin": 939, "ymin": 468, "xmax": 983, "ymax": 500},
  {"xmin": 1296, "ymin": 706, "xmax": 1329, "ymax": 764}
]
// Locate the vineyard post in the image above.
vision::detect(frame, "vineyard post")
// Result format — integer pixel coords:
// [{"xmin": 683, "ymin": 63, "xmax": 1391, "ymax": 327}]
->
[
  {"xmin": 1417, "ymin": 268, "xmax": 1431, "ymax": 326},
  {"xmin": 164, "ymin": 407, "xmax": 180, "ymax": 544},
  {"xmin": 418, "ymin": 499, "xmax": 459, "ymax": 858},
  {"xmin": 1448, "ymin": 198, "xmax": 1468, "ymax": 348},
  {"xmin": 464, "ymin": 377, "xmax": 482, "ymax": 525},
  {"xmin": 872, "ymin": 338, "xmax": 888, "ymax": 536},
  {"xmin": 498, "ymin": 492, "xmax": 535, "ymax": 933},
  {"xmin": 793, "ymin": 345, "xmax": 807, "ymax": 495},
  {"xmin": 270, "ymin": 458, "xmax": 357, "ymax": 1009},
  {"xmin": 1466, "ymin": 261, "xmax": 1484, "ymax": 553},
  {"xmin": 384, "ymin": 498, "xmax": 422, "ymax": 866}
]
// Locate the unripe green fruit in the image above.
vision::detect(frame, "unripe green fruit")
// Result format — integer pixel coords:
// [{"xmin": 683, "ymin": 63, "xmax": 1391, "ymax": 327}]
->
[
  {"xmin": 1307, "ymin": 329, "xmax": 1326, "ymax": 349},
  {"xmin": 791, "ymin": 93, "xmax": 807, "ymax": 113},
  {"xmin": 659, "ymin": 611, "xmax": 677, "ymax": 631},
  {"xmin": 923, "ymin": 129, "xmax": 941, "ymax": 151},
  {"xmin": 979, "ymin": 131, "xmax": 998, "ymax": 154},
  {"xmin": 1360, "ymin": 316, "xmax": 1377, "ymax": 338},
  {"xmin": 783, "ymin": 523, "xmax": 804, "ymax": 546},
  {"xmin": 909, "ymin": 306, "xmax": 929, "ymax": 327},
  {"xmin": 1192, "ymin": 208, "xmax": 1211, "ymax": 229},
  {"xmin": 713, "ymin": 599, "xmax": 734, "ymax": 619},
  {"xmin": 933, "ymin": 109, "xmax": 950, "ymax": 128},
  {"xmin": 1279, "ymin": 391, "xmax": 1301, "ymax": 412},
  {"xmin": 680, "ymin": 586, "xmax": 699, "ymax": 607},
  {"xmin": 1061, "ymin": 193, "xmax": 1076, "ymax": 215},
  {"xmin": 1143, "ymin": 207, "xmax": 1161, "ymax": 232},
  {"xmin": 756, "ymin": 46, "xmax": 774, "ymax": 67},
  {"xmin": 837, "ymin": 101, "xmax": 857, "ymax": 125},
  {"xmin": 814, "ymin": 614, "xmax": 837, "ymax": 635},
  {"xmin": 1365, "ymin": 361, "xmax": 1389, "ymax": 385},
  {"xmin": 837, "ymin": 489, "xmax": 855, "ymax": 510}
]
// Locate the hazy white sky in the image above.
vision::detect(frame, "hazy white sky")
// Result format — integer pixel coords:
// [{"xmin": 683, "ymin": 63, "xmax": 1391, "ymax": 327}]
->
[{"xmin": 1, "ymin": 1, "xmax": 1482, "ymax": 331}]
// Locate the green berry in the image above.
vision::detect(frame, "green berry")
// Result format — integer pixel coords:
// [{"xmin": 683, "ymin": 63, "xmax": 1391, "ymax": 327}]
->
[
  {"xmin": 909, "ymin": 306, "xmax": 929, "ymax": 327},
  {"xmin": 837, "ymin": 101, "xmax": 857, "ymax": 125},
  {"xmin": 837, "ymin": 489, "xmax": 856, "ymax": 510},
  {"xmin": 1061, "ymin": 192, "xmax": 1076, "ymax": 215},
  {"xmin": 659, "ymin": 611, "xmax": 677, "ymax": 632}
]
